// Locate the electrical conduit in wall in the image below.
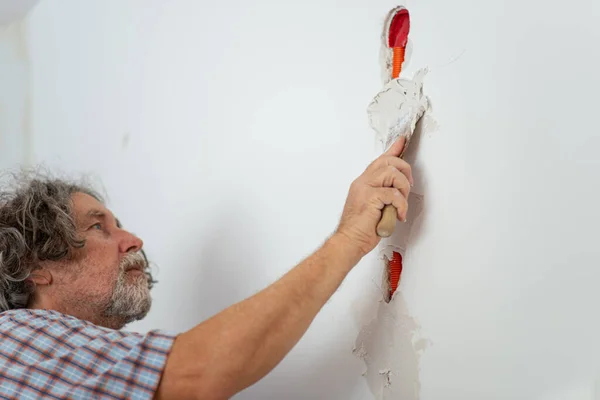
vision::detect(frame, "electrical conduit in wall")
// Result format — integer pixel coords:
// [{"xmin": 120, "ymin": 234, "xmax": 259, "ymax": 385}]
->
[{"xmin": 353, "ymin": 6, "xmax": 433, "ymax": 399}]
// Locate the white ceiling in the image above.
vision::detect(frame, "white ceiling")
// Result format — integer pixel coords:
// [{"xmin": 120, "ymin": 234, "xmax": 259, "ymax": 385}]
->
[{"xmin": 0, "ymin": 0, "xmax": 39, "ymax": 25}]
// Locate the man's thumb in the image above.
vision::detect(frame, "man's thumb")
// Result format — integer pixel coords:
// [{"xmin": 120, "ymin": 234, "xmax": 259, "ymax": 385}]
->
[{"xmin": 385, "ymin": 136, "xmax": 407, "ymax": 157}]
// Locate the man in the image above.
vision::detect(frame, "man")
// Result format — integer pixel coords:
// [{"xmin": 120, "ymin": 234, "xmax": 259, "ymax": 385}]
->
[{"xmin": 0, "ymin": 138, "xmax": 413, "ymax": 399}]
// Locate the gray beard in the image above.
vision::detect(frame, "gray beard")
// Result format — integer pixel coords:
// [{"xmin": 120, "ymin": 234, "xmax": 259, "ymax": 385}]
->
[{"xmin": 104, "ymin": 268, "xmax": 152, "ymax": 324}]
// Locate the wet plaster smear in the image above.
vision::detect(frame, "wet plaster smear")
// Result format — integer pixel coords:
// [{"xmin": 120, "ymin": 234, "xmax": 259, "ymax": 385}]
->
[{"xmin": 353, "ymin": 69, "xmax": 433, "ymax": 400}]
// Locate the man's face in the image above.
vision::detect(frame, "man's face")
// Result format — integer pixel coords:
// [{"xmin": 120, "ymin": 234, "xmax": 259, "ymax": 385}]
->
[{"xmin": 47, "ymin": 192, "xmax": 151, "ymax": 328}]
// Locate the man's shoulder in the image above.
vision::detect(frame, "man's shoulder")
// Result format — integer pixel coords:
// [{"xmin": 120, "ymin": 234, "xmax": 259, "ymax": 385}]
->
[
  {"xmin": 0, "ymin": 311, "xmax": 177, "ymax": 398},
  {"xmin": 0, "ymin": 308, "xmax": 177, "ymax": 363},
  {"xmin": 0, "ymin": 308, "xmax": 132, "ymax": 347},
  {"xmin": 2, "ymin": 308, "xmax": 86, "ymax": 323},
  {"xmin": 1, "ymin": 308, "xmax": 107, "ymax": 332},
  {"xmin": 0, "ymin": 308, "xmax": 177, "ymax": 341}
]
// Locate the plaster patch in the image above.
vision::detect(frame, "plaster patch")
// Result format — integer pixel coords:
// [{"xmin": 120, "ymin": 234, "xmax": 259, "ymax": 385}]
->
[
  {"xmin": 353, "ymin": 292, "xmax": 431, "ymax": 400},
  {"xmin": 367, "ymin": 68, "xmax": 430, "ymax": 153}
]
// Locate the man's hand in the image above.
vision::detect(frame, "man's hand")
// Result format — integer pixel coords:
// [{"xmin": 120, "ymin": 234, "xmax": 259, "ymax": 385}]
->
[{"xmin": 335, "ymin": 137, "xmax": 413, "ymax": 257}]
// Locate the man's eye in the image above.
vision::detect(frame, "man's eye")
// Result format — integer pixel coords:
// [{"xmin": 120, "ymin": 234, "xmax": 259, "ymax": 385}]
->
[{"xmin": 91, "ymin": 223, "xmax": 102, "ymax": 230}]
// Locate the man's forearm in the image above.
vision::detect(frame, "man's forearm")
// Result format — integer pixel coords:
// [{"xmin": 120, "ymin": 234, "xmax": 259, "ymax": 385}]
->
[{"xmin": 157, "ymin": 233, "xmax": 363, "ymax": 400}]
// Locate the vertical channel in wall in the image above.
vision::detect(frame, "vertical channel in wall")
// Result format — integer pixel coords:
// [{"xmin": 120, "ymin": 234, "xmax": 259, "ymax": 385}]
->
[{"xmin": 353, "ymin": 6, "xmax": 434, "ymax": 399}]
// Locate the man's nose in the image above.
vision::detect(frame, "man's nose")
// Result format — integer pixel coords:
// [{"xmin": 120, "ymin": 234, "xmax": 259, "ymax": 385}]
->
[{"xmin": 119, "ymin": 230, "xmax": 144, "ymax": 253}]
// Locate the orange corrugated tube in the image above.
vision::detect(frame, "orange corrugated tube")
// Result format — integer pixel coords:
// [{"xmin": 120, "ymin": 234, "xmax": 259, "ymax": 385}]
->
[
  {"xmin": 392, "ymin": 46, "xmax": 405, "ymax": 79},
  {"xmin": 389, "ymin": 251, "xmax": 403, "ymax": 298}
]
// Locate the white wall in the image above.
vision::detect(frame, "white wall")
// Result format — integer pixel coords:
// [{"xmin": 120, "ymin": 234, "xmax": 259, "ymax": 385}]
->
[
  {"xmin": 26, "ymin": 0, "xmax": 600, "ymax": 399},
  {"xmin": 0, "ymin": 0, "xmax": 38, "ymax": 169},
  {"xmin": 0, "ymin": 0, "xmax": 39, "ymax": 25},
  {"xmin": 0, "ymin": 20, "xmax": 31, "ymax": 170}
]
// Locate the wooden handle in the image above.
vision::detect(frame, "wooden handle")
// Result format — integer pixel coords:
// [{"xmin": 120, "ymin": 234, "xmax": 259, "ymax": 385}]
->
[
  {"xmin": 376, "ymin": 140, "xmax": 411, "ymax": 238},
  {"xmin": 377, "ymin": 204, "xmax": 397, "ymax": 237}
]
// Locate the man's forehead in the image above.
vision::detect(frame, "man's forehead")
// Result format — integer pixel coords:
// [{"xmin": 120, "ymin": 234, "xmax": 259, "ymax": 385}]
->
[{"xmin": 71, "ymin": 192, "xmax": 115, "ymax": 221}]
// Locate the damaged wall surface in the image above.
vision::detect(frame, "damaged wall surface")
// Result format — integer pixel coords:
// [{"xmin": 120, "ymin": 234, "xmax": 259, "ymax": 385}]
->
[{"xmin": 24, "ymin": 0, "xmax": 600, "ymax": 399}]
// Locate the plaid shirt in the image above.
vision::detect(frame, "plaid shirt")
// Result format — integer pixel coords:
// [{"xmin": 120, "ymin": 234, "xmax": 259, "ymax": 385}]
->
[{"xmin": 0, "ymin": 309, "xmax": 176, "ymax": 399}]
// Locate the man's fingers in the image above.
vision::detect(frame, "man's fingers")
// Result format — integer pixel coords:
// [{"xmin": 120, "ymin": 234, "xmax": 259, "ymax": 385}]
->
[
  {"xmin": 366, "ymin": 156, "xmax": 413, "ymax": 186},
  {"xmin": 369, "ymin": 166, "xmax": 411, "ymax": 198},
  {"xmin": 382, "ymin": 157, "xmax": 413, "ymax": 186},
  {"xmin": 369, "ymin": 187, "xmax": 409, "ymax": 221},
  {"xmin": 364, "ymin": 140, "xmax": 413, "ymax": 184}
]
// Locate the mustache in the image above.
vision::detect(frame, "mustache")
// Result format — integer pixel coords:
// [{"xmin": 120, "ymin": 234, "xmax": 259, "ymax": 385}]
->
[{"xmin": 120, "ymin": 252, "xmax": 147, "ymax": 272}]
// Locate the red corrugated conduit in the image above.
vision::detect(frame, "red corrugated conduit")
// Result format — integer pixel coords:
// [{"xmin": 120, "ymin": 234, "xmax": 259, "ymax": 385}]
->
[{"xmin": 386, "ymin": 8, "xmax": 410, "ymax": 300}]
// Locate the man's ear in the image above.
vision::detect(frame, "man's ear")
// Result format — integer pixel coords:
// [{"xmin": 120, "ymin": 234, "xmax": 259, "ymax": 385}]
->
[{"xmin": 28, "ymin": 268, "xmax": 52, "ymax": 286}]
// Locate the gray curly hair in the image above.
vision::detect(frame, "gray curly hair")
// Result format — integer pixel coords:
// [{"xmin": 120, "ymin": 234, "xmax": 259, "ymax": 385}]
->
[{"xmin": 0, "ymin": 171, "xmax": 155, "ymax": 312}]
